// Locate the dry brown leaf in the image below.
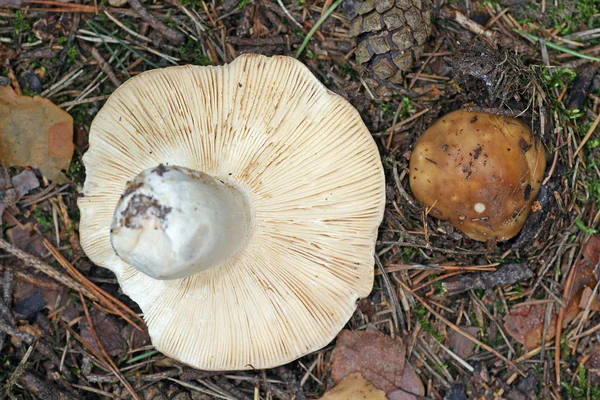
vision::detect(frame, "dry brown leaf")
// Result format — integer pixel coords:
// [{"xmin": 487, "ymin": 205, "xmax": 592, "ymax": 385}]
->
[
  {"xmin": 7, "ymin": 223, "xmax": 47, "ymax": 257},
  {"xmin": 0, "ymin": 85, "xmax": 73, "ymax": 182},
  {"xmin": 318, "ymin": 373, "xmax": 387, "ymax": 400},
  {"xmin": 505, "ymin": 234, "xmax": 600, "ymax": 349},
  {"xmin": 584, "ymin": 234, "xmax": 600, "ymax": 266},
  {"xmin": 80, "ymin": 309, "xmax": 128, "ymax": 357},
  {"xmin": 585, "ymin": 344, "xmax": 600, "ymax": 387},
  {"xmin": 580, "ymin": 286, "xmax": 600, "ymax": 311},
  {"xmin": 331, "ymin": 330, "xmax": 406, "ymax": 393},
  {"xmin": 448, "ymin": 326, "xmax": 479, "ymax": 359},
  {"xmin": 504, "ymin": 304, "xmax": 556, "ymax": 349},
  {"xmin": 386, "ymin": 363, "xmax": 425, "ymax": 399}
]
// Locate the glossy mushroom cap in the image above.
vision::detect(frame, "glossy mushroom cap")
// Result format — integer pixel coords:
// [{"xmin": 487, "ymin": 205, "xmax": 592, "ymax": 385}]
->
[
  {"xmin": 78, "ymin": 54, "xmax": 385, "ymax": 370},
  {"xmin": 409, "ymin": 109, "xmax": 546, "ymax": 242}
]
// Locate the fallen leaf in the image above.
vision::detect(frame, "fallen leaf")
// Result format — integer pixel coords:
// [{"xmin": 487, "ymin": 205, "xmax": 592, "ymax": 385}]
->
[
  {"xmin": 12, "ymin": 274, "xmax": 65, "ymax": 312},
  {"xmin": 448, "ymin": 326, "xmax": 479, "ymax": 359},
  {"xmin": 387, "ymin": 363, "xmax": 425, "ymax": 400},
  {"xmin": 331, "ymin": 330, "xmax": 406, "ymax": 393},
  {"xmin": 9, "ymin": 170, "xmax": 40, "ymax": 197},
  {"xmin": 579, "ymin": 286, "xmax": 600, "ymax": 311},
  {"xmin": 12, "ymin": 292, "xmax": 47, "ymax": 321},
  {"xmin": 0, "ymin": 169, "xmax": 39, "ymax": 218},
  {"xmin": 318, "ymin": 373, "xmax": 387, "ymax": 400},
  {"xmin": 0, "ymin": 85, "xmax": 74, "ymax": 182},
  {"xmin": 400, "ymin": 362, "xmax": 424, "ymax": 394},
  {"xmin": 80, "ymin": 309, "xmax": 127, "ymax": 357},
  {"xmin": 121, "ymin": 323, "xmax": 151, "ymax": 349},
  {"xmin": 585, "ymin": 344, "xmax": 600, "ymax": 386},
  {"xmin": 584, "ymin": 234, "xmax": 600, "ymax": 268},
  {"xmin": 7, "ymin": 222, "xmax": 48, "ymax": 257},
  {"xmin": 505, "ymin": 235, "xmax": 600, "ymax": 349},
  {"xmin": 443, "ymin": 384, "xmax": 468, "ymax": 400},
  {"xmin": 504, "ymin": 304, "xmax": 557, "ymax": 350}
]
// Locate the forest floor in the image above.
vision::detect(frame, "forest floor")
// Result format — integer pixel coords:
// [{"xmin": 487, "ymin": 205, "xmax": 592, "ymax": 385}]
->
[{"xmin": 0, "ymin": 0, "xmax": 600, "ymax": 399}]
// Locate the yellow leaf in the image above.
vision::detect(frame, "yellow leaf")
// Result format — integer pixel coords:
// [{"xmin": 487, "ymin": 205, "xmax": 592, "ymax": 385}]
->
[{"xmin": 319, "ymin": 373, "xmax": 387, "ymax": 400}]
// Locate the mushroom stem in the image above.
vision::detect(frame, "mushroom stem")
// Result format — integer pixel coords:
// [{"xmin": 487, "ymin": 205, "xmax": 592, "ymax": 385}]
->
[{"xmin": 110, "ymin": 165, "xmax": 251, "ymax": 280}]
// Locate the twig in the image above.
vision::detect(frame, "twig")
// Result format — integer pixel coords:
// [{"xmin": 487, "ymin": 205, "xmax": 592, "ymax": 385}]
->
[
  {"xmin": 79, "ymin": 292, "xmax": 141, "ymax": 400},
  {"xmin": 90, "ymin": 47, "xmax": 122, "ymax": 87},
  {"xmin": 375, "ymin": 108, "xmax": 430, "ymax": 136},
  {"xmin": 58, "ymin": 95, "xmax": 110, "ymax": 108},
  {"xmin": 43, "ymin": 239, "xmax": 145, "ymax": 330},
  {"xmin": 127, "ymin": 0, "xmax": 185, "ymax": 44},
  {"xmin": 398, "ymin": 280, "xmax": 525, "ymax": 376},
  {"xmin": 275, "ymin": 0, "xmax": 303, "ymax": 28},
  {"xmin": 0, "ymin": 238, "xmax": 96, "ymax": 299},
  {"xmin": 0, "ymin": 318, "xmax": 72, "ymax": 380},
  {"xmin": 555, "ymin": 251, "xmax": 578, "ymax": 386},
  {"xmin": 439, "ymin": 7, "xmax": 495, "ymax": 41},
  {"xmin": 1, "ymin": 344, "xmax": 35, "ymax": 397}
]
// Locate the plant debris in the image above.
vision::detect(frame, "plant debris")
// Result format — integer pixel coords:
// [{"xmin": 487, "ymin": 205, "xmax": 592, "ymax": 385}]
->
[
  {"xmin": 504, "ymin": 235, "xmax": 600, "ymax": 349},
  {"xmin": 0, "ymin": 169, "xmax": 39, "ymax": 218},
  {"xmin": 318, "ymin": 373, "xmax": 387, "ymax": 400},
  {"xmin": 331, "ymin": 329, "xmax": 423, "ymax": 397},
  {"xmin": 0, "ymin": 86, "xmax": 74, "ymax": 183},
  {"xmin": 443, "ymin": 264, "xmax": 535, "ymax": 295}
]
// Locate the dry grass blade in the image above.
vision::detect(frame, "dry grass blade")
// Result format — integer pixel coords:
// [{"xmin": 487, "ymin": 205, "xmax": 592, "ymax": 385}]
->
[{"xmin": 573, "ymin": 112, "xmax": 600, "ymax": 158}]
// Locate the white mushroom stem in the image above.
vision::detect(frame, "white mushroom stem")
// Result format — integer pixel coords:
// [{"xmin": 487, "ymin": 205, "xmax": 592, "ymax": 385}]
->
[{"xmin": 110, "ymin": 165, "xmax": 251, "ymax": 280}]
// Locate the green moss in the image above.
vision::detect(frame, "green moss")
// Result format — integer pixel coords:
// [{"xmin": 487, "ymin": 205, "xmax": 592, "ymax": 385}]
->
[
  {"xmin": 67, "ymin": 46, "xmax": 79, "ymax": 64},
  {"xmin": 14, "ymin": 10, "xmax": 32, "ymax": 35},
  {"xmin": 415, "ymin": 305, "xmax": 444, "ymax": 342},
  {"xmin": 562, "ymin": 363, "xmax": 600, "ymax": 399},
  {"xmin": 541, "ymin": 66, "xmax": 577, "ymax": 89},
  {"xmin": 33, "ymin": 207, "xmax": 53, "ymax": 230},
  {"xmin": 21, "ymin": 87, "xmax": 38, "ymax": 97},
  {"xmin": 338, "ymin": 62, "xmax": 358, "ymax": 81},
  {"xmin": 548, "ymin": 0, "xmax": 600, "ymax": 35},
  {"xmin": 575, "ymin": 218, "xmax": 598, "ymax": 234},
  {"xmin": 238, "ymin": 0, "xmax": 250, "ymax": 8},
  {"xmin": 178, "ymin": 41, "xmax": 213, "ymax": 66},
  {"xmin": 402, "ymin": 246, "xmax": 419, "ymax": 263}
]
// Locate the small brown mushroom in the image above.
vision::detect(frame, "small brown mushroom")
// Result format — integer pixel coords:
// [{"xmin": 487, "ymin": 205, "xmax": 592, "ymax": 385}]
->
[{"xmin": 409, "ymin": 109, "xmax": 546, "ymax": 242}]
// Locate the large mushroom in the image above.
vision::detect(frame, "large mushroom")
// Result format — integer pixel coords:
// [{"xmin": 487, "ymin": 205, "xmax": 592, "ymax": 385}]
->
[
  {"xmin": 78, "ymin": 54, "xmax": 385, "ymax": 370},
  {"xmin": 409, "ymin": 109, "xmax": 546, "ymax": 242}
]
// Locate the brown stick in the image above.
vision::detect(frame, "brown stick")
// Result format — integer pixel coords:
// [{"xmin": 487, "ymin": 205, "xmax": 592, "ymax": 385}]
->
[
  {"xmin": 127, "ymin": 0, "xmax": 185, "ymax": 44},
  {"xmin": 43, "ymin": 239, "xmax": 145, "ymax": 330},
  {"xmin": 0, "ymin": 238, "xmax": 97, "ymax": 300},
  {"xmin": 90, "ymin": 47, "xmax": 122, "ymax": 88}
]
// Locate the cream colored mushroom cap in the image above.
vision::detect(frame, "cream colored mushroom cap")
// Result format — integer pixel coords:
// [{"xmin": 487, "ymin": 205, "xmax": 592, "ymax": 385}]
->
[{"xmin": 78, "ymin": 54, "xmax": 385, "ymax": 370}]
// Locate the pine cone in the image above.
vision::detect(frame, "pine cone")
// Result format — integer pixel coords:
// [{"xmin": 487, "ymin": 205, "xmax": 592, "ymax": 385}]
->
[{"xmin": 349, "ymin": 0, "xmax": 432, "ymax": 96}]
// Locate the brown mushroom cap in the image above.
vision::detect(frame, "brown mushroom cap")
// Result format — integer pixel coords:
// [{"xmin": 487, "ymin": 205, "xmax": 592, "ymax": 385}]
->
[{"xmin": 409, "ymin": 109, "xmax": 546, "ymax": 242}]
